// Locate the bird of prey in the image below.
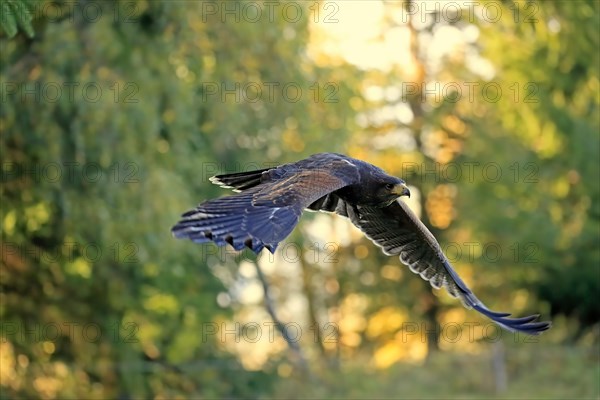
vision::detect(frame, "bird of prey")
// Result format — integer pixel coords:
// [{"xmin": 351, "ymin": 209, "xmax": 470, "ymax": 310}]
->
[{"xmin": 172, "ymin": 153, "xmax": 550, "ymax": 335}]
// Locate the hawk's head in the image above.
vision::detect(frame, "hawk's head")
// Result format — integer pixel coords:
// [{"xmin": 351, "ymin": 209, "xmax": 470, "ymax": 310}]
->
[{"xmin": 374, "ymin": 177, "xmax": 410, "ymax": 206}]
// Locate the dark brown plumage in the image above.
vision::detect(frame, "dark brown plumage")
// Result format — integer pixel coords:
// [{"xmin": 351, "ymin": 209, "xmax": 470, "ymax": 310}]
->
[{"xmin": 172, "ymin": 153, "xmax": 551, "ymax": 335}]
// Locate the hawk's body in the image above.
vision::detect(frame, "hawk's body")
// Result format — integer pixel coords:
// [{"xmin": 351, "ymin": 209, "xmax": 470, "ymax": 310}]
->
[{"xmin": 173, "ymin": 153, "xmax": 551, "ymax": 335}]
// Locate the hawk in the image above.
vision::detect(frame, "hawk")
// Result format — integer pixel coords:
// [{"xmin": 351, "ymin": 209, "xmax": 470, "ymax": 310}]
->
[{"xmin": 172, "ymin": 153, "xmax": 550, "ymax": 335}]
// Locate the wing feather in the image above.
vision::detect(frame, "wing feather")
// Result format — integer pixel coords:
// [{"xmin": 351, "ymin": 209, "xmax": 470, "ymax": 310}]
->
[
  {"xmin": 173, "ymin": 156, "xmax": 360, "ymax": 253},
  {"xmin": 344, "ymin": 199, "xmax": 551, "ymax": 335}
]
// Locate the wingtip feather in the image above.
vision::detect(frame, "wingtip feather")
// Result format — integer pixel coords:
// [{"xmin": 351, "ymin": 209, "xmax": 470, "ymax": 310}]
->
[{"xmin": 472, "ymin": 304, "xmax": 551, "ymax": 335}]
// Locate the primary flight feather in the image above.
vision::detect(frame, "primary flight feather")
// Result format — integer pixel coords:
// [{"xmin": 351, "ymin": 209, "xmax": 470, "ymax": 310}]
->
[{"xmin": 172, "ymin": 153, "xmax": 551, "ymax": 335}]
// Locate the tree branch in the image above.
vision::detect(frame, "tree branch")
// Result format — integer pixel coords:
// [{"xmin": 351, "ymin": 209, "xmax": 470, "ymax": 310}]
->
[{"xmin": 254, "ymin": 261, "xmax": 312, "ymax": 377}]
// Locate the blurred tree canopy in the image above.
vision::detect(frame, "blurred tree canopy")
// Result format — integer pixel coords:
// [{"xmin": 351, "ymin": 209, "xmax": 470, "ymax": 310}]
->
[{"xmin": 1, "ymin": 0, "xmax": 598, "ymax": 398}]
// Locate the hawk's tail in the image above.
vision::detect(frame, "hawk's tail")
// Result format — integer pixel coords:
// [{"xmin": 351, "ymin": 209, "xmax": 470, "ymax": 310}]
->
[{"xmin": 209, "ymin": 168, "xmax": 272, "ymax": 192}]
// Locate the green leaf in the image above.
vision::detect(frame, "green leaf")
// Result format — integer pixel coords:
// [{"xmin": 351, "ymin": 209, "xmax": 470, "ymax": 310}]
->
[
  {"xmin": 10, "ymin": 0, "xmax": 34, "ymax": 38},
  {"xmin": 0, "ymin": 1, "xmax": 17, "ymax": 37},
  {"xmin": 0, "ymin": 0, "xmax": 35, "ymax": 38}
]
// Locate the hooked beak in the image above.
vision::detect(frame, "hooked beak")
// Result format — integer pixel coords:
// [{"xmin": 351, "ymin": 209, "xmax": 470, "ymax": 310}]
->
[{"xmin": 392, "ymin": 183, "xmax": 411, "ymax": 198}]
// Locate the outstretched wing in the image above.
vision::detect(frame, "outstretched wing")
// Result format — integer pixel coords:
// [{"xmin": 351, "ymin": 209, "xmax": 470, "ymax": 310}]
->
[
  {"xmin": 341, "ymin": 199, "xmax": 551, "ymax": 335},
  {"xmin": 172, "ymin": 158, "xmax": 359, "ymax": 253}
]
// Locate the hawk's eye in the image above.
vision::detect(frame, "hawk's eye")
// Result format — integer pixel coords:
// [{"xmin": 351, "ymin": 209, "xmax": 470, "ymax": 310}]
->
[{"xmin": 385, "ymin": 183, "xmax": 395, "ymax": 190}]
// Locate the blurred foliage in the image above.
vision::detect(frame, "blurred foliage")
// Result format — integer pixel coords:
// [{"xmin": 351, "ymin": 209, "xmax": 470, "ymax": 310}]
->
[
  {"xmin": 1, "ymin": 0, "xmax": 598, "ymax": 398},
  {"xmin": 272, "ymin": 344, "xmax": 599, "ymax": 399},
  {"xmin": 460, "ymin": 0, "xmax": 600, "ymax": 339},
  {"xmin": 1, "ymin": 0, "xmax": 357, "ymax": 397}
]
